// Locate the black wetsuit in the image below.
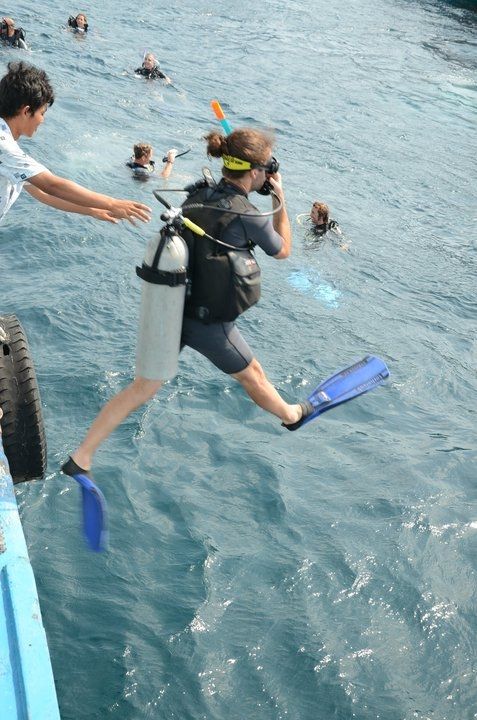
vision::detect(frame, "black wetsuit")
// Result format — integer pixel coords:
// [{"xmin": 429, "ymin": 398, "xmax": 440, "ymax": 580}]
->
[
  {"xmin": 0, "ymin": 22, "xmax": 26, "ymax": 47},
  {"xmin": 135, "ymin": 65, "xmax": 167, "ymax": 80},
  {"xmin": 126, "ymin": 159, "xmax": 155, "ymax": 178},
  {"xmin": 311, "ymin": 219, "xmax": 339, "ymax": 237}
]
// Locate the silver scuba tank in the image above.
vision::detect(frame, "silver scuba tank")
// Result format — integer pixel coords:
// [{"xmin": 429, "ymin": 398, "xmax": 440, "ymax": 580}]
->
[{"xmin": 135, "ymin": 228, "xmax": 188, "ymax": 380}]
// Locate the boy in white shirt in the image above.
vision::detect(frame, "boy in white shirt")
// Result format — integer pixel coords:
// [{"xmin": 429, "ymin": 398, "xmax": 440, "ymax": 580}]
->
[{"xmin": 0, "ymin": 61, "xmax": 151, "ymax": 225}]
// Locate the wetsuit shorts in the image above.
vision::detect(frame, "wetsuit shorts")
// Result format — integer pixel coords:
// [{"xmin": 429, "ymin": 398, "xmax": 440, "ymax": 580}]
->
[{"xmin": 181, "ymin": 317, "xmax": 253, "ymax": 374}]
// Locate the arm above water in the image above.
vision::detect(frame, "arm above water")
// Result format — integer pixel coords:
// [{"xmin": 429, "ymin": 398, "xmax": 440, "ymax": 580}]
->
[
  {"xmin": 160, "ymin": 148, "xmax": 177, "ymax": 179},
  {"xmin": 28, "ymin": 170, "xmax": 151, "ymax": 223},
  {"xmin": 25, "ymin": 183, "xmax": 120, "ymax": 223}
]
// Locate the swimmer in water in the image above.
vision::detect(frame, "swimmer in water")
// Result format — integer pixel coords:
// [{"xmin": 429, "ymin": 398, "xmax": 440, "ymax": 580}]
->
[
  {"xmin": 310, "ymin": 201, "xmax": 341, "ymax": 237},
  {"xmin": 68, "ymin": 13, "xmax": 88, "ymax": 33},
  {"xmin": 135, "ymin": 53, "xmax": 171, "ymax": 84},
  {"xmin": 126, "ymin": 144, "xmax": 177, "ymax": 180},
  {"xmin": 0, "ymin": 17, "xmax": 28, "ymax": 49},
  {"xmin": 297, "ymin": 201, "xmax": 348, "ymax": 249}
]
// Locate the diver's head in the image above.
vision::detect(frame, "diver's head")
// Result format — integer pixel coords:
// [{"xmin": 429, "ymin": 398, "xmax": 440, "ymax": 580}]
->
[
  {"xmin": 1, "ymin": 17, "xmax": 15, "ymax": 37},
  {"xmin": 143, "ymin": 53, "xmax": 157, "ymax": 70},
  {"xmin": 75, "ymin": 13, "xmax": 87, "ymax": 29},
  {"xmin": 310, "ymin": 201, "xmax": 329, "ymax": 227},
  {"xmin": 133, "ymin": 142, "xmax": 153, "ymax": 165},
  {"xmin": 204, "ymin": 128, "xmax": 278, "ymax": 194}
]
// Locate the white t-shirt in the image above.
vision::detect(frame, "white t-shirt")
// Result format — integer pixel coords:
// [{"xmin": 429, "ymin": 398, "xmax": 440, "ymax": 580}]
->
[{"xmin": 0, "ymin": 119, "xmax": 48, "ymax": 224}]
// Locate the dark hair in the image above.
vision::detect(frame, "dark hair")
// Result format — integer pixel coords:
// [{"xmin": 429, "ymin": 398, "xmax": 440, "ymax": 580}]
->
[
  {"xmin": 0, "ymin": 61, "xmax": 55, "ymax": 118},
  {"xmin": 204, "ymin": 128, "xmax": 274, "ymax": 179}
]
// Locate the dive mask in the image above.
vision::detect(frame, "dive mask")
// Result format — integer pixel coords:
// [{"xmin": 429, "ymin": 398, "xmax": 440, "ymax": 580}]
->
[
  {"xmin": 222, "ymin": 154, "xmax": 280, "ymax": 195},
  {"xmin": 256, "ymin": 156, "xmax": 280, "ymax": 196}
]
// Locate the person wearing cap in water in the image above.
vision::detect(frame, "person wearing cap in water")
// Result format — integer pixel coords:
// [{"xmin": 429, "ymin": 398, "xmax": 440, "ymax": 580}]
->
[
  {"xmin": 61, "ymin": 126, "xmax": 311, "ymax": 479},
  {"xmin": 126, "ymin": 144, "xmax": 177, "ymax": 180},
  {"xmin": 0, "ymin": 61, "xmax": 151, "ymax": 226},
  {"xmin": 135, "ymin": 53, "xmax": 171, "ymax": 84}
]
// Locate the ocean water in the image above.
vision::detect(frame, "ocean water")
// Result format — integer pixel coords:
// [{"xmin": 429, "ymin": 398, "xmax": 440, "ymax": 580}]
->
[{"xmin": 2, "ymin": 0, "xmax": 476, "ymax": 718}]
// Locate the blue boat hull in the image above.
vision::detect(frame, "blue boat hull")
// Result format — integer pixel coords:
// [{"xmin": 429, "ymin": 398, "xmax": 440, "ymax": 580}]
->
[{"xmin": 0, "ymin": 437, "xmax": 60, "ymax": 719}]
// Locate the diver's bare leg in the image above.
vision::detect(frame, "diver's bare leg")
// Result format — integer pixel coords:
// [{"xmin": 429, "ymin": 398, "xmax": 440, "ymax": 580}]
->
[
  {"xmin": 232, "ymin": 358, "xmax": 302, "ymax": 424},
  {"xmin": 71, "ymin": 377, "xmax": 162, "ymax": 470}
]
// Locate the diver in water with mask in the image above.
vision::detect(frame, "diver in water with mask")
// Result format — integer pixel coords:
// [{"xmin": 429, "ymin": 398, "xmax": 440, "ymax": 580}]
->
[{"xmin": 62, "ymin": 127, "xmax": 311, "ymax": 479}]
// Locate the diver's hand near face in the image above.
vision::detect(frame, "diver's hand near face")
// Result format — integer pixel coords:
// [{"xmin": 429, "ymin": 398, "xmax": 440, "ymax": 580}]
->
[
  {"xmin": 269, "ymin": 172, "xmax": 292, "ymax": 259},
  {"xmin": 268, "ymin": 172, "xmax": 285, "ymax": 203}
]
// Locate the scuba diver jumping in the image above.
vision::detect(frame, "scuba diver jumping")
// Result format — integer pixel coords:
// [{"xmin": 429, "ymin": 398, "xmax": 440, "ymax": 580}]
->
[{"xmin": 62, "ymin": 126, "xmax": 310, "ymax": 479}]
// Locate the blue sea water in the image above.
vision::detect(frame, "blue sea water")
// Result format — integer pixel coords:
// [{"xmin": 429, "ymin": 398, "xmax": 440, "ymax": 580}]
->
[{"xmin": 1, "ymin": 0, "xmax": 476, "ymax": 718}]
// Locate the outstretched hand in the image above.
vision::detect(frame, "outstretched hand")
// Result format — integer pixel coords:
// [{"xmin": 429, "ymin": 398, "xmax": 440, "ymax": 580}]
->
[
  {"xmin": 109, "ymin": 199, "xmax": 152, "ymax": 224},
  {"xmin": 90, "ymin": 208, "xmax": 119, "ymax": 223}
]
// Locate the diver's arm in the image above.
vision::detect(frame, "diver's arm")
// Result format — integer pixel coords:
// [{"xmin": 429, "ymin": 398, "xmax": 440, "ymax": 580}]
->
[
  {"xmin": 154, "ymin": 66, "xmax": 171, "ymax": 84},
  {"xmin": 28, "ymin": 170, "xmax": 151, "ymax": 223},
  {"xmin": 25, "ymin": 183, "xmax": 119, "ymax": 223},
  {"xmin": 269, "ymin": 174, "xmax": 292, "ymax": 259},
  {"xmin": 160, "ymin": 149, "xmax": 177, "ymax": 179}
]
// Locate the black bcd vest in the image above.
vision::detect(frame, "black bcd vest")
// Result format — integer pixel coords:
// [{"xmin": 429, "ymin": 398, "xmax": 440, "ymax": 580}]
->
[{"xmin": 181, "ymin": 180, "xmax": 261, "ymax": 323}]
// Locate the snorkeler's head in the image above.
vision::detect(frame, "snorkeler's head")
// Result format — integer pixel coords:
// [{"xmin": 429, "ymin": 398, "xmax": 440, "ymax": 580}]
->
[
  {"xmin": 0, "ymin": 61, "xmax": 55, "ymax": 118},
  {"xmin": 143, "ymin": 53, "xmax": 157, "ymax": 70}
]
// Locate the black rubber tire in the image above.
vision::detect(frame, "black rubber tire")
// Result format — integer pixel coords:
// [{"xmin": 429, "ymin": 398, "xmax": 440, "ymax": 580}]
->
[{"xmin": 0, "ymin": 314, "xmax": 47, "ymax": 483}]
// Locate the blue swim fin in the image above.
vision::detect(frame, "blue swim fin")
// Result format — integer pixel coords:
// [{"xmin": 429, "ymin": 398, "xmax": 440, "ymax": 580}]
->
[
  {"xmin": 73, "ymin": 473, "xmax": 108, "ymax": 552},
  {"xmin": 283, "ymin": 355, "xmax": 389, "ymax": 431}
]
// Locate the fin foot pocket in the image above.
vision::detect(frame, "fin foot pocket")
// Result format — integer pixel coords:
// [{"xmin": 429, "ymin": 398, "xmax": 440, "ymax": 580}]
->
[
  {"xmin": 282, "ymin": 401, "xmax": 314, "ymax": 431},
  {"xmin": 61, "ymin": 456, "xmax": 91, "ymax": 478}
]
